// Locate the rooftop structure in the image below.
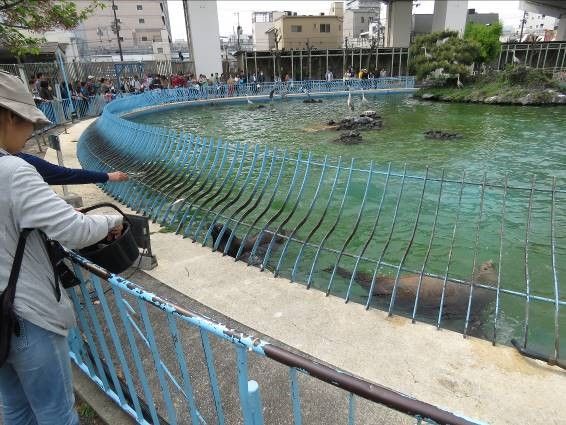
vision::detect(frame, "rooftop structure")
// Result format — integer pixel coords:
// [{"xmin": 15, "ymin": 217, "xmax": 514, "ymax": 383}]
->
[
  {"xmin": 266, "ymin": 14, "xmax": 343, "ymax": 50},
  {"xmin": 253, "ymin": 11, "xmax": 293, "ymax": 50}
]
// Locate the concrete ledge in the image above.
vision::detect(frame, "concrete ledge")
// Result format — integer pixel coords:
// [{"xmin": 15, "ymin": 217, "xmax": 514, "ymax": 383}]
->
[{"xmin": 72, "ymin": 363, "xmax": 135, "ymax": 425}]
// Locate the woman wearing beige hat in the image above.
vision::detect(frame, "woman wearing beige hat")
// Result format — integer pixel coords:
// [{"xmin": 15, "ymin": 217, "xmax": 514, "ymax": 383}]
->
[{"xmin": 0, "ymin": 71, "xmax": 122, "ymax": 425}]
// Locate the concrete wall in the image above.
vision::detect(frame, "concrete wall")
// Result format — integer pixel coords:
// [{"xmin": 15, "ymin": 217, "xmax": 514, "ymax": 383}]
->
[
  {"xmin": 273, "ymin": 16, "xmax": 343, "ymax": 50},
  {"xmin": 432, "ymin": 0, "xmax": 468, "ymax": 35},
  {"xmin": 330, "ymin": 2, "xmax": 344, "ymax": 18},
  {"xmin": 413, "ymin": 11, "xmax": 499, "ymax": 37},
  {"xmin": 183, "ymin": 0, "xmax": 222, "ymax": 75},
  {"xmin": 386, "ymin": 1, "xmax": 412, "ymax": 47},
  {"xmin": 467, "ymin": 11, "xmax": 499, "ymax": 25},
  {"xmin": 558, "ymin": 16, "xmax": 566, "ymax": 40}
]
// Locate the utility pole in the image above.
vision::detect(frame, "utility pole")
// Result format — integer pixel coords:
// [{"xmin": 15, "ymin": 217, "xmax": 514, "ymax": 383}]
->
[
  {"xmin": 235, "ymin": 12, "xmax": 241, "ymax": 50},
  {"xmin": 519, "ymin": 11, "xmax": 528, "ymax": 41},
  {"xmin": 111, "ymin": 0, "xmax": 124, "ymax": 61}
]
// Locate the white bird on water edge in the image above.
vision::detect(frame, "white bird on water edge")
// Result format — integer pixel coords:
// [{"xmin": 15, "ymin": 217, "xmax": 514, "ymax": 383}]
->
[
  {"xmin": 246, "ymin": 95, "xmax": 254, "ymax": 105},
  {"xmin": 347, "ymin": 89, "xmax": 354, "ymax": 111},
  {"xmin": 361, "ymin": 90, "xmax": 369, "ymax": 105}
]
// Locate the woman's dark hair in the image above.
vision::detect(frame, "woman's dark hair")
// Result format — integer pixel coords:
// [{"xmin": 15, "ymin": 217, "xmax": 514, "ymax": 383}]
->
[{"xmin": 39, "ymin": 80, "xmax": 49, "ymax": 88}]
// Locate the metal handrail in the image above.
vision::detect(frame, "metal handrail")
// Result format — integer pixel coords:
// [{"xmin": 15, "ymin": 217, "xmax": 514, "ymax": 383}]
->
[{"xmin": 66, "ymin": 250, "xmax": 484, "ymax": 425}]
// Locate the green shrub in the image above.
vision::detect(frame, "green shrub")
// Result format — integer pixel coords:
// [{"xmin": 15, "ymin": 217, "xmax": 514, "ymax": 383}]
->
[
  {"xmin": 501, "ymin": 65, "xmax": 556, "ymax": 89},
  {"xmin": 464, "ymin": 22, "xmax": 503, "ymax": 63}
]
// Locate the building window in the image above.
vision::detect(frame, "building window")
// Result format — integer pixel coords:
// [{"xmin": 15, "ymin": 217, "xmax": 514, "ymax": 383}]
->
[
  {"xmin": 320, "ymin": 23, "xmax": 330, "ymax": 33},
  {"xmin": 157, "ymin": 47, "xmax": 164, "ymax": 53},
  {"xmin": 361, "ymin": 17, "xmax": 364, "ymax": 23},
  {"xmin": 137, "ymin": 4, "xmax": 143, "ymax": 10},
  {"xmin": 291, "ymin": 25, "xmax": 302, "ymax": 32},
  {"xmin": 141, "ymin": 36, "xmax": 148, "ymax": 41},
  {"xmin": 139, "ymin": 18, "xmax": 145, "ymax": 24}
]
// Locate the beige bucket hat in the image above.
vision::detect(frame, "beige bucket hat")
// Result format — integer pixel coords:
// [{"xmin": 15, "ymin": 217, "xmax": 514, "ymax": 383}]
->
[{"xmin": 0, "ymin": 71, "xmax": 51, "ymax": 126}]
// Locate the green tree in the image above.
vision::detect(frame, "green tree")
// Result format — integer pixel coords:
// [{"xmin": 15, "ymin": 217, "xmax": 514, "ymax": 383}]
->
[
  {"xmin": 464, "ymin": 21, "xmax": 503, "ymax": 63},
  {"xmin": 0, "ymin": 0, "xmax": 102, "ymax": 56},
  {"xmin": 409, "ymin": 31, "xmax": 482, "ymax": 81}
]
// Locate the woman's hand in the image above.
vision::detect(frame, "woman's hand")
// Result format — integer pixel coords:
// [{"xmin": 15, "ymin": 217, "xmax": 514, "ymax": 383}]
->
[
  {"xmin": 106, "ymin": 223, "xmax": 124, "ymax": 241},
  {"xmin": 108, "ymin": 171, "xmax": 129, "ymax": 182}
]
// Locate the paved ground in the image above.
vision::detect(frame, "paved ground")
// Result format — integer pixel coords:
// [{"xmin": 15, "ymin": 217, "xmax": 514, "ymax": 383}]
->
[{"xmin": 38, "ymin": 118, "xmax": 566, "ymax": 425}]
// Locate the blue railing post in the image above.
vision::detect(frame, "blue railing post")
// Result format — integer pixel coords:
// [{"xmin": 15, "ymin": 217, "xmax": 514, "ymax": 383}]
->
[{"xmin": 247, "ymin": 380, "xmax": 265, "ymax": 425}]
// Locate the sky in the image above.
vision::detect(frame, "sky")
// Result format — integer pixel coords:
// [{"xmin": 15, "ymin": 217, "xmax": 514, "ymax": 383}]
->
[{"xmin": 167, "ymin": 1, "xmax": 528, "ymax": 41}]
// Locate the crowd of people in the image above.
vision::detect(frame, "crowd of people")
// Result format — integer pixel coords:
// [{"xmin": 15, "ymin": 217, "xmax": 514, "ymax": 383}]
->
[
  {"xmin": 29, "ymin": 73, "xmax": 118, "ymax": 104},
  {"xmin": 27, "ymin": 66, "xmax": 395, "ymax": 107}
]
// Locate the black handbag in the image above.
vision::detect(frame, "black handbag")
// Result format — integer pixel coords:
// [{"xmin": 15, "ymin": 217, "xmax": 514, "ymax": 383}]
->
[{"xmin": 0, "ymin": 229, "xmax": 32, "ymax": 368}]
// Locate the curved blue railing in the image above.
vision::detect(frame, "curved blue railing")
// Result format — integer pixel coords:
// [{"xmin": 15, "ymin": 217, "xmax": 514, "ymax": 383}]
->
[{"xmin": 77, "ymin": 77, "xmax": 564, "ymax": 364}]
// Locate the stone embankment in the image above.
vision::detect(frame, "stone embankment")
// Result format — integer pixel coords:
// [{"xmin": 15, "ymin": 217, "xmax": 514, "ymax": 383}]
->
[{"xmin": 415, "ymin": 87, "xmax": 566, "ymax": 105}]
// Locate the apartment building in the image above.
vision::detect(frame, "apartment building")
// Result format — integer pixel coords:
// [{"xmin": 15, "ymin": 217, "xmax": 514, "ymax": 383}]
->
[
  {"xmin": 253, "ymin": 11, "xmax": 288, "ymax": 51},
  {"xmin": 343, "ymin": 0, "xmax": 381, "ymax": 39},
  {"xmin": 266, "ymin": 14, "xmax": 343, "ymax": 50},
  {"xmin": 73, "ymin": 0, "xmax": 172, "ymax": 57}
]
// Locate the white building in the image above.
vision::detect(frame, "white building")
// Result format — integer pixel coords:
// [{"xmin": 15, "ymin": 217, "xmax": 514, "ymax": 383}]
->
[
  {"xmin": 343, "ymin": 0, "xmax": 381, "ymax": 40},
  {"xmin": 517, "ymin": 12, "xmax": 559, "ymax": 40}
]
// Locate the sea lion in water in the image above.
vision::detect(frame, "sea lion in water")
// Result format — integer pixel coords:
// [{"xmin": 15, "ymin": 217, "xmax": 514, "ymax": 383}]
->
[
  {"xmin": 329, "ymin": 260, "xmax": 497, "ymax": 319},
  {"xmin": 210, "ymin": 223, "xmax": 287, "ymax": 265}
]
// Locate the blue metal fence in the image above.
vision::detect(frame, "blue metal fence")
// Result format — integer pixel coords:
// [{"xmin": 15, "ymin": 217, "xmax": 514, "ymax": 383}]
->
[
  {"xmin": 76, "ymin": 78, "xmax": 565, "ymax": 368},
  {"xmin": 66, "ymin": 250, "xmax": 484, "ymax": 425}
]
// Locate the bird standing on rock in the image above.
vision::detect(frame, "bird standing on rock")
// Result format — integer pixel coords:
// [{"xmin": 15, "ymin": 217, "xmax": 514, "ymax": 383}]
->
[{"xmin": 347, "ymin": 89, "xmax": 354, "ymax": 112}]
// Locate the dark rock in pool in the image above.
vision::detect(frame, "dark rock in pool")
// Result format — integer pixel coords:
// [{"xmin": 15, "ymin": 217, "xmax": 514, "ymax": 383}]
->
[
  {"xmin": 331, "ymin": 114, "xmax": 383, "ymax": 131},
  {"xmin": 248, "ymin": 104, "xmax": 266, "ymax": 110},
  {"xmin": 335, "ymin": 130, "xmax": 363, "ymax": 145},
  {"xmin": 303, "ymin": 98, "xmax": 323, "ymax": 103},
  {"xmin": 359, "ymin": 110, "xmax": 380, "ymax": 119},
  {"xmin": 424, "ymin": 130, "xmax": 462, "ymax": 140}
]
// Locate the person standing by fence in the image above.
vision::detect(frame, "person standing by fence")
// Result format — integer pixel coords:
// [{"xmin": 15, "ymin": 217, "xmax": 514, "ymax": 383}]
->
[{"xmin": 0, "ymin": 71, "xmax": 123, "ymax": 425}]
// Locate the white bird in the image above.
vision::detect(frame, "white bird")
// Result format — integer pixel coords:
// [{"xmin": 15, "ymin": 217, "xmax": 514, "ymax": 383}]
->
[
  {"xmin": 512, "ymin": 54, "xmax": 520, "ymax": 64},
  {"xmin": 422, "ymin": 46, "xmax": 432, "ymax": 59},
  {"xmin": 246, "ymin": 95, "xmax": 254, "ymax": 105},
  {"xmin": 456, "ymin": 74, "xmax": 463, "ymax": 89},
  {"xmin": 361, "ymin": 90, "xmax": 369, "ymax": 105},
  {"xmin": 347, "ymin": 89, "xmax": 354, "ymax": 111}
]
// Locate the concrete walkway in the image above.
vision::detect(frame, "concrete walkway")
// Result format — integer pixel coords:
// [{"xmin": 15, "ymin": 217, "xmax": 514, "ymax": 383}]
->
[{"xmin": 48, "ymin": 118, "xmax": 566, "ymax": 425}]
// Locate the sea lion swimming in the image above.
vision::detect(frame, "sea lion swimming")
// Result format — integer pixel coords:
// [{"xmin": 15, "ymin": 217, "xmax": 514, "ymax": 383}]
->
[
  {"xmin": 327, "ymin": 260, "xmax": 498, "ymax": 319},
  {"xmin": 210, "ymin": 223, "xmax": 287, "ymax": 266}
]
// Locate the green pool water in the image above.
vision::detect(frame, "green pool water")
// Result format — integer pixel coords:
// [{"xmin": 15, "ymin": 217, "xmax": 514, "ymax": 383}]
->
[
  {"xmin": 129, "ymin": 94, "xmax": 566, "ymax": 354},
  {"xmin": 132, "ymin": 93, "xmax": 565, "ymax": 187}
]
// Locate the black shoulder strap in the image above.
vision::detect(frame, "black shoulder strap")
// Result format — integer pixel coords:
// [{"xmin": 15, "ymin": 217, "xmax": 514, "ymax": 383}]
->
[
  {"xmin": 39, "ymin": 232, "xmax": 62, "ymax": 302},
  {"xmin": 2, "ymin": 229, "xmax": 33, "ymax": 310}
]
